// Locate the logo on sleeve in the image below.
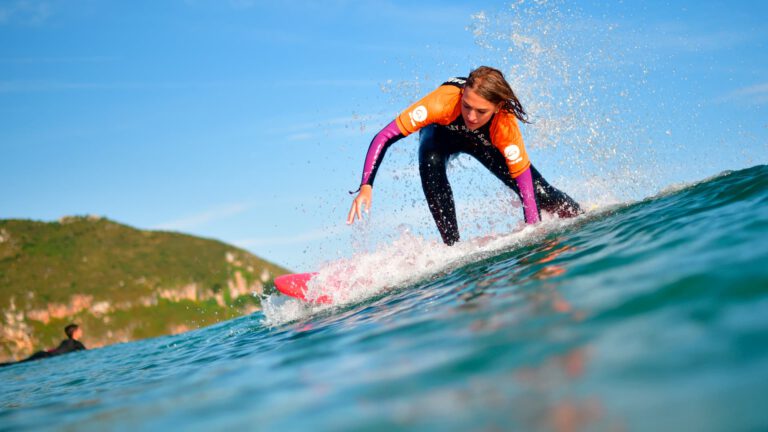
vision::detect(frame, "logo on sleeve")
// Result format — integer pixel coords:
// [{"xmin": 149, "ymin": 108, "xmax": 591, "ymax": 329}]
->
[
  {"xmin": 409, "ymin": 105, "xmax": 428, "ymax": 126},
  {"xmin": 504, "ymin": 145, "xmax": 522, "ymax": 164}
]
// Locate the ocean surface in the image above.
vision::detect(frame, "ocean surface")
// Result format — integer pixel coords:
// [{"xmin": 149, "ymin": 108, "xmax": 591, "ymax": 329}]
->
[{"xmin": 1, "ymin": 165, "xmax": 767, "ymax": 431}]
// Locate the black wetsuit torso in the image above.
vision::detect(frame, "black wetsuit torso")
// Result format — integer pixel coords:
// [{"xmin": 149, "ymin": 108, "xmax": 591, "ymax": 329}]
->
[{"xmin": 50, "ymin": 339, "xmax": 87, "ymax": 355}]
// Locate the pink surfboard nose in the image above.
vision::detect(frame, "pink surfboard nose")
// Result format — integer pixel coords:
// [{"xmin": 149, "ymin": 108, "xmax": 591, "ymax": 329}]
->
[{"xmin": 274, "ymin": 272, "xmax": 332, "ymax": 304}]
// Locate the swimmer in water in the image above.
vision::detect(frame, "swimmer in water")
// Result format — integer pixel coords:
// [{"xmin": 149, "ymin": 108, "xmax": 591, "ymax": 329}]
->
[
  {"xmin": 1, "ymin": 323, "xmax": 86, "ymax": 367},
  {"xmin": 347, "ymin": 66, "xmax": 581, "ymax": 245}
]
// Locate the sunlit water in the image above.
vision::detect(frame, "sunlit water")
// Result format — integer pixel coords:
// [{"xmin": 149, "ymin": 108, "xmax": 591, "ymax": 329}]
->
[
  {"xmin": 3, "ymin": 3, "xmax": 766, "ymax": 429},
  {"xmin": 2, "ymin": 165, "xmax": 767, "ymax": 431}
]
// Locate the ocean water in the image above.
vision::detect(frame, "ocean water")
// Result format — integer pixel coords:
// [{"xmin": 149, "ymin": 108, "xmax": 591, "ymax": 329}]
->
[{"xmin": 1, "ymin": 165, "xmax": 766, "ymax": 431}]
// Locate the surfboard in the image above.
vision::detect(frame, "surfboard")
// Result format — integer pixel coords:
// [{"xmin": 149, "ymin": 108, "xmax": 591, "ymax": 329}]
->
[{"xmin": 274, "ymin": 272, "xmax": 333, "ymax": 304}]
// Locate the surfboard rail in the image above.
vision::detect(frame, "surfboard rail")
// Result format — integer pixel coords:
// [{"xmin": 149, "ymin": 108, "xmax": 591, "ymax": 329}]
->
[{"xmin": 274, "ymin": 272, "xmax": 333, "ymax": 304}]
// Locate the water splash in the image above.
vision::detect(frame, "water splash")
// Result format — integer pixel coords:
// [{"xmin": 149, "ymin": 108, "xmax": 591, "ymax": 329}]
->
[
  {"xmin": 468, "ymin": 1, "xmax": 659, "ymax": 201},
  {"xmin": 262, "ymin": 213, "xmax": 585, "ymax": 327},
  {"xmin": 317, "ymin": 1, "xmax": 671, "ymax": 274},
  {"xmin": 358, "ymin": 1, "xmax": 662, "ymax": 256}
]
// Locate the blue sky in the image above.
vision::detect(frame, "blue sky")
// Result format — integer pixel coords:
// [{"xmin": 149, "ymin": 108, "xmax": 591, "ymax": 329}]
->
[{"xmin": 2, "ymin": 0, "xmax": 766, "ymax": 270}]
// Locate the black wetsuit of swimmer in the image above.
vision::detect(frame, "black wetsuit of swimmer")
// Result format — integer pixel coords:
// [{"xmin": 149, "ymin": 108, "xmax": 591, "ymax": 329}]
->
[{"xmin": 0, "ymin": 337, "xmax": 86, "ymax": 367}]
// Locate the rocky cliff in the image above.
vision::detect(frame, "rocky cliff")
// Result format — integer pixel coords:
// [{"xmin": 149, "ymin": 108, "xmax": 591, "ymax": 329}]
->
[{"xmin": 0, "ymin": 216, "xmax": 289, "ymax": 362}]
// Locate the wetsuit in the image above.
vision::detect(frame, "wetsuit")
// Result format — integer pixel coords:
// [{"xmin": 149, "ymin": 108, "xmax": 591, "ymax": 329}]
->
[
  {"xmin": 358, "ymin": 77, "xmax": 581, "ymax": 245},
  {"xmin": 0, "ymin": 338, "xmax": 86, "ymax": 367},
  {"xmin": 50, "ymin": 338, "xmax": 87, "ymax": 355}
]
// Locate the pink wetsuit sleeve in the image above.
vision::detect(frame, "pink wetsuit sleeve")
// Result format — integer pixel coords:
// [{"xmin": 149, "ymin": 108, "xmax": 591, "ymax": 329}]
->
[
  {"xmin": 359, "ymin": 120, "xmax": 404, "ymax": 187},
  {"xmin": 515, "ymin": 167, "xmax": 540, "ymax": 224}
]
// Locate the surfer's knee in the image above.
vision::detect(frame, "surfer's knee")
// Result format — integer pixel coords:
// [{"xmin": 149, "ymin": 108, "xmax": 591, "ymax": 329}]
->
[
  {"xmin": 538, "ymin": 191, "xmax": 583, "ymax": 218},
  {"xmin": 418, "ymin": 141, "xmax": 448, "ymax": 185},
  {"xmin": 419, "ymin": 150, "xmax": 445, "ymax": 172},
  {"xmin": 553, "ymin": 201, "xmax": 583, "ymax": 218},
  {"xmin": 418, "ymin": 132, "xmax": 442, "ymax": 165}
]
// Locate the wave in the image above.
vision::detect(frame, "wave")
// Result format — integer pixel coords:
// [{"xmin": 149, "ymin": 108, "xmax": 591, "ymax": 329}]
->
[{"xmin": 2, "ymin": 165, "xmax": 767, "ymax": 431}]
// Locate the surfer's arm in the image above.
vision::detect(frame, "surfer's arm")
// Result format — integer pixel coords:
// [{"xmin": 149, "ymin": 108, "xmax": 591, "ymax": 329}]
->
[
  {"xmin": 348, "ymin": 120, "xmax": 404, "ymax": 225},
  {"xmin": 356, "ymin": 84, "xmax": 459, "ymax": 189},
  {"xmin": 515, "ymin": 167, "xmax": 541, "ymax": 224},
  {"xmin": 355, "ymin": 82, "xmax": 464, "ymax": 191},
  {"xmin": 491, "ymin": 116, "xmax": 537, "ymax": 224},
  {"xmin": 358, "ymin": 120, "xmax": 405, "ymax": 188}
]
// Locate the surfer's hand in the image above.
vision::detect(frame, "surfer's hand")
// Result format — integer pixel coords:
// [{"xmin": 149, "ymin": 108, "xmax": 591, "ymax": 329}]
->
[{"xmin": 347, "ymin": 185, "xmax": 372, "ymax": 224}]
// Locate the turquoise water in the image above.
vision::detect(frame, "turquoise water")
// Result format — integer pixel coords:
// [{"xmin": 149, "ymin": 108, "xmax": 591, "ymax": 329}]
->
[{"xmin": 2, "ymin": 165, "xmax": 767, "ymax": 431}]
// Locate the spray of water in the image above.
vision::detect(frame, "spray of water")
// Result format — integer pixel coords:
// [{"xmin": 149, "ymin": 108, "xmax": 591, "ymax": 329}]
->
[
  {"xmin": 266, "ymin": 2, "xmax": 668, "ymax": 321},
  {"xmin": 261, "ymin": 214, "xmax": 584, "ymax": 326},
  {"xmin": 468, "ymin": 1, "xmax": 660, "ymax": 203},
  {"xmin": 371, "ymin": 1, "xmax": 660, "ymax": 228}
]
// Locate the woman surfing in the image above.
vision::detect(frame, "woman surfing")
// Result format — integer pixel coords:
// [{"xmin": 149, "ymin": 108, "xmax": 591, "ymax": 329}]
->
[{"xmin": 347, "ymin": 66, "xmax": 582, "ymax": 245}]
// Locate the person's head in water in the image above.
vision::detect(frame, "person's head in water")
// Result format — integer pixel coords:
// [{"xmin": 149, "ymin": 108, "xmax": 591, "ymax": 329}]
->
[
  {"xmin": 64, "ymin": 323, "xmax": 81, "ymax": 340},
  {"xmin": 461, "ymin": 66, "xmax": 529, "ymax": 131}
]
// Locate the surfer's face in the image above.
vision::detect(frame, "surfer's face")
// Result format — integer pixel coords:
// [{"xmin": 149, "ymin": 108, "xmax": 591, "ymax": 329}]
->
[{"xmin": 461, "ymin": 87, "xmax": 501, "ymax": 131}]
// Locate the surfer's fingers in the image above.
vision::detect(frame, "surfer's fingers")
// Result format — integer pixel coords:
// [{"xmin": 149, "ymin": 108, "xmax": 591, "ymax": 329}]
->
[
  {"xmin": 355, "ymin": 197, "xmax": 365, "ymax": 220},
  {"xmin": 347, "ymin": 198, "xmax": 365, "ymax": 224},
  {"xmin": 347, "ymin": 202, "xmax": 358, "ymax": 224}
]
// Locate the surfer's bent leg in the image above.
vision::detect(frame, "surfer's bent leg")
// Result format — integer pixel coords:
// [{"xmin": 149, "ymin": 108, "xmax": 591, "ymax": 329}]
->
[
  {"xmin": 461, "ymin": 143, "xmax": 581, "ymax": 219},
  {"xmin": 460, "ymin": 141, "xmax": 543, "ymax": 222},
  {"xmin": 529, "ymin": 166, "xmax": 582, "ymax": 218},
  {"xmin": 419, "ymin": 126, "xmax": 461, "ymax": 246}
]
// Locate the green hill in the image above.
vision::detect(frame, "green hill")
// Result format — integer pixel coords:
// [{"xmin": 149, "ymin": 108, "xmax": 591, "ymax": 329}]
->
[{"xmin": 0, "ymin": 216, "xmax": 289, "ymax": 362}]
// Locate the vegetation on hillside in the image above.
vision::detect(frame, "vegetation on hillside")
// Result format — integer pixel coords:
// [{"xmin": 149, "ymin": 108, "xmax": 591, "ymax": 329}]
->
[{"xmin": 0, "ymin": 216, "xmax": 289, "ymax": 361}]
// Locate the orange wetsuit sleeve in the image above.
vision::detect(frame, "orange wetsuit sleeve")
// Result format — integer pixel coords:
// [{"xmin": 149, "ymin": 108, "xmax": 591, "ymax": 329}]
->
[
  {"xmin": 490, "ymin": 111, "xmax": 531, "ymax": 178},
  {"xmin": 395, "ymin": 85, "xmax": 463, "ymax": 136}
]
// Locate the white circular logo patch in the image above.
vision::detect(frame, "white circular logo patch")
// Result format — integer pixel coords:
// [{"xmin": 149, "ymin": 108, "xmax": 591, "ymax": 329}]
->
[
  {"xmin": 412, "ymin": 106, "xmax": 428, "ymax": 122},
  {"xmin": 504, "ymin": 145, "xmax": 521, "ymax": 161}
]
